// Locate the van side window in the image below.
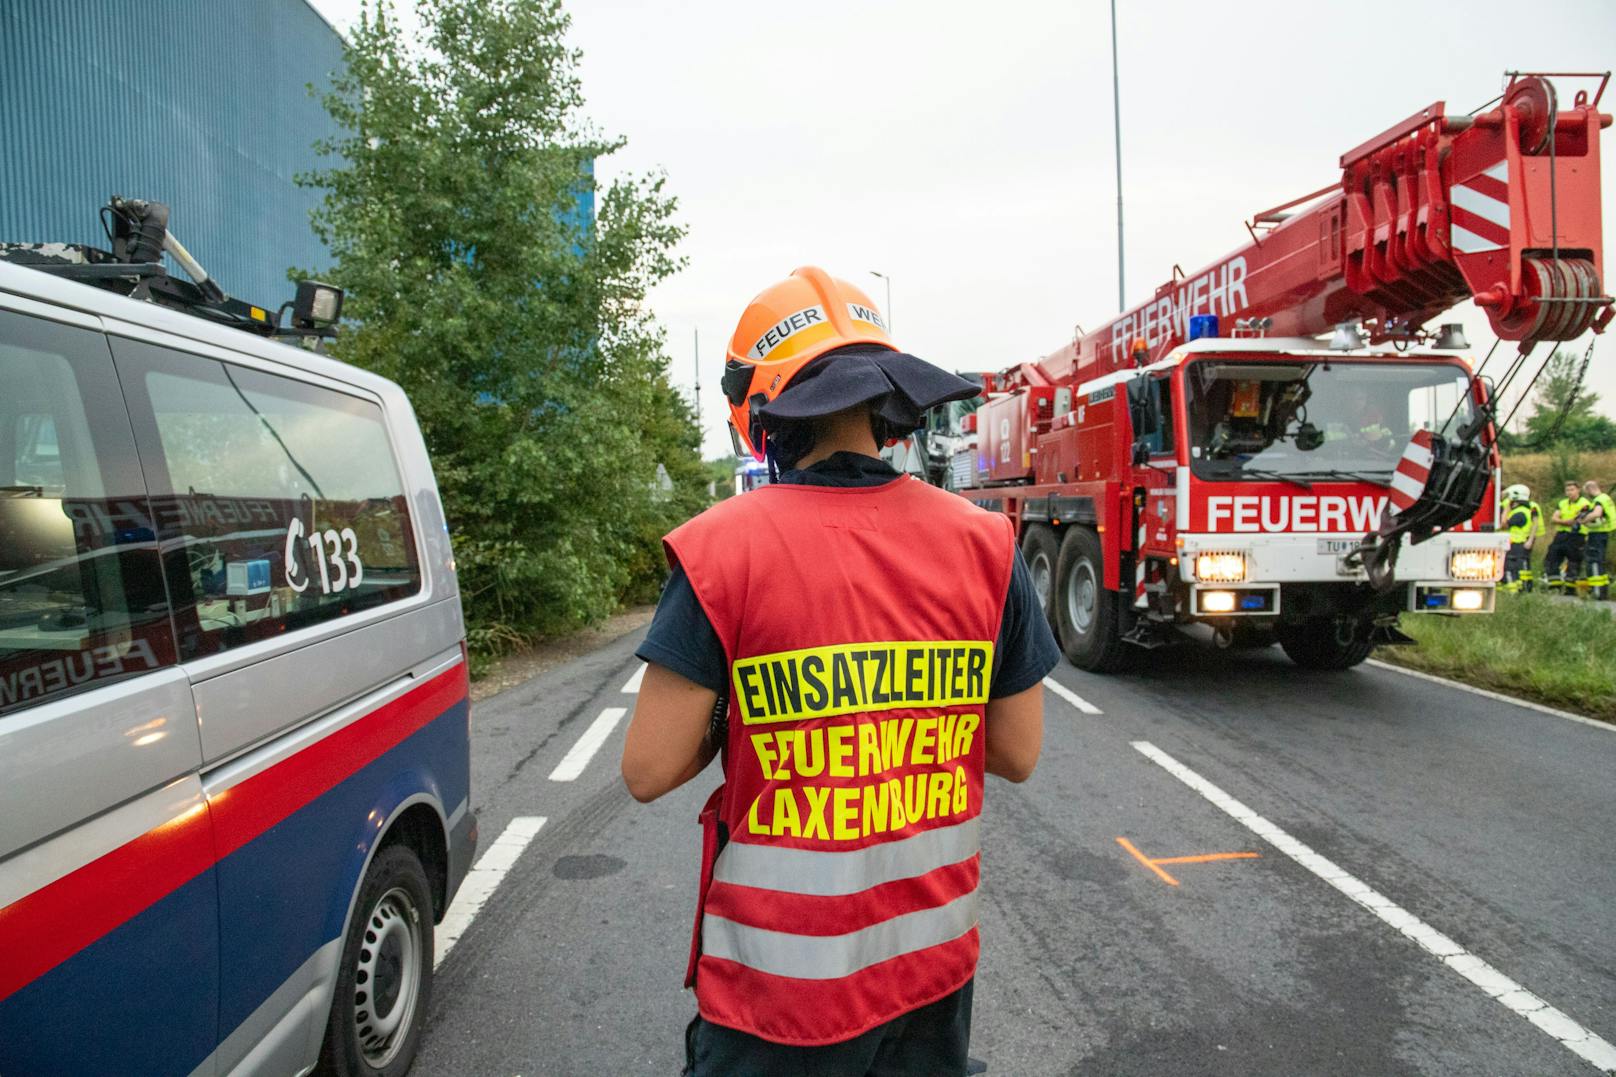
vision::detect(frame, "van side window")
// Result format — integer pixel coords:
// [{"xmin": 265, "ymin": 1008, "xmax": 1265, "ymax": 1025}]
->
[
  {"xmin": 114, "ymin": 340, "xmax": 423, "ymax": 660},
  {"xmin": 0, "ymin": 312, "xmax": 175, "ymax": 715}
]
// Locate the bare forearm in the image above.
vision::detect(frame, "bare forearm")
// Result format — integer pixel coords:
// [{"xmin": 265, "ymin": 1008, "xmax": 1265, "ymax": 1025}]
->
[
  {"xmin": 621, "ymin": 664, "xmax": 721, "ymax": 802},
  {"xmin": 984, "ymin": 683, "xmax": 1044, "ymax": 783}
]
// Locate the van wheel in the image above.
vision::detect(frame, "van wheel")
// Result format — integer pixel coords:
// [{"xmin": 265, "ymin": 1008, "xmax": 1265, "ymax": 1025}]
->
[
  {"xmin": 1055, "ymin": 526, "xmax": 1128, "ymax": 673},
  {"xmin": 1021, "ymin": 525, "xmax": 1059, "ymax": 627},
  {"xmin": 1276, "ymin": 618, "xmax": 1374, "ymax": 670},
  {"xmin": 317, "ymin": 845, "xmax": 434, "ymax": 1077}
]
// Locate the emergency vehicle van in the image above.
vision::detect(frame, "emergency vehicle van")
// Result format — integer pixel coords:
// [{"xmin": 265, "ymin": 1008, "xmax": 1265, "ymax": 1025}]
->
[{"xmin": 0, "ymin": 244, "xmax": 474, "ymax": 1075}]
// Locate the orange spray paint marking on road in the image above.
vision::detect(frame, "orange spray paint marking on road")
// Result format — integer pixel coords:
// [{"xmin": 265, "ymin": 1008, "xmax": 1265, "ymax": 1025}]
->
[{"xmin": 1116, "ymin": 836, "xmax": 1260, "ymax": 887}]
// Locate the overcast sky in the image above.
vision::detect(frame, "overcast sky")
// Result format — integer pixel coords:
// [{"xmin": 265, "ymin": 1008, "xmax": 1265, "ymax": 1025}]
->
[{"xmin": 312, "ymin": 0, "xmax": 1616, "ymax": 456}]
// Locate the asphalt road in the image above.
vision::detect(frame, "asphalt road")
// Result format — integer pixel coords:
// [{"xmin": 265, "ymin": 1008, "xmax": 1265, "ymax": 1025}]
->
[{"xmin": 416, "ymin": 630, "xmax": 1616, "ymax": 1076}]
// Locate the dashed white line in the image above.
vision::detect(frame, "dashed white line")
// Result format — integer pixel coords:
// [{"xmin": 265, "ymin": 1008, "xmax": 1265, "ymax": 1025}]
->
[
  {"xmin": 622, "ymin": 663, "xmax": 647, "ymax": 693},
  {"xmin": 1130, "ymin": 740, "xmax": 1616, "ymax": 1073},
  {"xmin": 549, "ymin": 706, "xmax": 629, "ymax": 782},
  {"xmin": 1043, "ymin": 676, "xmax": 1103, "ymax": 714},
  {"xmin": 1366, "ymin": 659, "xmax": 1613, "ymax": 734},
  {"xmin": 434, "ymin": 815, "xmax": 546, "ymax": 967}
]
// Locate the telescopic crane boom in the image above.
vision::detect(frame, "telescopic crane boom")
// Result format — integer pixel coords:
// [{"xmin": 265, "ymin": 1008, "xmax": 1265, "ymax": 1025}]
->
[{"xmin": 1002, "ymin": 74, "xmax": 1610, "ymax": 394}]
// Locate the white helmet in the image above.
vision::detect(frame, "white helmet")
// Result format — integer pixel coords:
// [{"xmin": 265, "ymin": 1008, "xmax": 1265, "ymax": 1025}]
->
[{"xmin": 1503, "ymin": 483, "xmax": 1530, "ymax": 502}]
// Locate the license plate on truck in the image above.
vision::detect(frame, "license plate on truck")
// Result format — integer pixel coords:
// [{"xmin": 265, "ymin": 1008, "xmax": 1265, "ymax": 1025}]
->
[{"xmin": 1317, "ymin": 538, "xmax": 1358, "ymax": 555}]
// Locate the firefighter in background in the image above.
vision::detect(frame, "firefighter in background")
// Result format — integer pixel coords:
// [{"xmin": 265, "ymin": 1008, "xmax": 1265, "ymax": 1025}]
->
[
  {"xmin": 1543, "ymin": 481, "xmax": 1593, "ymax": 592},
  {"xmin": 1582, "ymin": 479, "xmax": 1615, "ymax": 600},
  {"xmin": 621, "ymin": 266, "xmax": 1058, "ymax": 1076},
  {"xmin": 1499, "ymin": 484, "xmax": 1542, "ymax": 593}
]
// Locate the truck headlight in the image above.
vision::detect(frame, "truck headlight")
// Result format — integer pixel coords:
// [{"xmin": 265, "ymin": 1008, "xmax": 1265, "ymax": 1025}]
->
[
  {"xmin": 1194, "ymin": 551, "xmax": 1247, "ymax": 582},
  {"xmin": 1449, "ymin": 548, "xmax": 1500, "ymax": 581},
  {"xmin": 1452, "ymin": 589, "xmax": 1486, "ymax": 611}
]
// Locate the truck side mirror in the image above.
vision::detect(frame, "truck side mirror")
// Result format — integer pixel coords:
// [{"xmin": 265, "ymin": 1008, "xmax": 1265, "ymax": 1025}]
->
[
  {"xmin": 1128, "ymin": 376, "xmax": 1162, "ymax": 460},
  {"xmin": 1127, "ymin": 378, "xmax": 1156, "ymax": 431}
]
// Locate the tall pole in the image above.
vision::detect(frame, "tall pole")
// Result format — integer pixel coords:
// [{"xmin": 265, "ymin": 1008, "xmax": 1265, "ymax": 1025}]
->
[
  {"xmin": 1109, "ymin": 0, "xmax": 1126, "ymax": 311},
  {"xmin": 869, "ymin": 270, "xmax": 892, "ymax": 332},
  {"xmin": 693, "ymin": 327, "xmax": 701, "ymax": 445}
]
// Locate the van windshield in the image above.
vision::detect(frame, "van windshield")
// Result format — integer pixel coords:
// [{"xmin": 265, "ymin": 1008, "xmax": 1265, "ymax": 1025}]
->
[{"xmin": 1185, "ymin": 358, "xmax": 1474, "ymax": 481}]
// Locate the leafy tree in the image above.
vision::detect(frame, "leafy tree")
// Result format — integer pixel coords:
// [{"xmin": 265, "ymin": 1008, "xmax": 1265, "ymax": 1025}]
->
[
  {"xmin": 299, "ymin": 0, "xmax": 704, "ymax": 664},
  {"xmin": 1499, "ymin": 348, "xmax": 1616, "ymax": 452}
]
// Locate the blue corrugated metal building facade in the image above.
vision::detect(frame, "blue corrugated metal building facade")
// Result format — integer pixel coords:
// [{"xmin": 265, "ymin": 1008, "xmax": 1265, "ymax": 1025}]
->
[{"xmin": 0, "ymin": 0, "xmax": 345, "ymax": 310}]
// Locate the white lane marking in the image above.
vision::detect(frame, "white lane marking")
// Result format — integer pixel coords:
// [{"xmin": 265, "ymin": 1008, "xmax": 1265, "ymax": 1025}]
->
[
  {"xmin": 1366, "ymin": 660, "xmax": 1613, "ymax": 734},
  {"xmin": 434, "ymin": 815, "xmax": 547, "ymax": 968},
  {"xmin": 1130, "ymin": 740, "xmax": 1616, "ymax": 1073},
  {"xmin": 622, "ymin": 663, "xmax": 647, "ymax": 693},
  {"xmin": 549, "ymin": 706, "xmax": 629, "ymax": 782},
  {"xmin": 1043, "ymin": 676, "xmax": 1103, "ymax": 714}
]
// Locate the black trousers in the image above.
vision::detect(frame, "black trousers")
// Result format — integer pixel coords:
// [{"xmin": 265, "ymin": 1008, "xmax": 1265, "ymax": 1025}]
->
[
  {"xmin": 1544, "ymin": 531, "xmax": 1586, "ymax": 584},
  {"xmin": 1585, "ymin": 532, "xmax": 1610, "ymax": 591},
  {"xmin": 683, "ymin": 979, "xmax": 974, "ymax": 1077},
  {"xmin": 1503, "ymin": 542, "xmax": 1530, "ymax": 587}
]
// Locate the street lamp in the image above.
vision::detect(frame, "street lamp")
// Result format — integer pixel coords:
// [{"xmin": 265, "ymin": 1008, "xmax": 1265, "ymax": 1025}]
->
[
  {"xmin": 868, "ymin": 270, "xmax": 892, "ymax": 332},
  {"xmin": 1109, "ymin": 0, "xmax": 1126, "ymax": 310}
]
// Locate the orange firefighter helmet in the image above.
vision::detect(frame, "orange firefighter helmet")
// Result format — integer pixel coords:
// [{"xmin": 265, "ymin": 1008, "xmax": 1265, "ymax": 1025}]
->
[{"xmin": 721, "ymin": 266, "xmax": 894, "ymax": 459}]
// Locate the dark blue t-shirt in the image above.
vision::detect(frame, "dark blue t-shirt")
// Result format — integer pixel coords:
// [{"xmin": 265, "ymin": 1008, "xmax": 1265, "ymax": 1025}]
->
[{"xmin": 636, "ymin": 452, "xmax": 1061, "ymax": 698}]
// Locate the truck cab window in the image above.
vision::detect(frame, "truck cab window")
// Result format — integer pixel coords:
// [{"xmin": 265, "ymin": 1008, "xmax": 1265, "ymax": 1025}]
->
[
  {"xmin": 1147, "ymin": 377, "xmax": 1175, "ymax": 456},
  {"xmin": 1187, "ymin": 359, "xmax": 1473, "ymax": 481},
  {"xmin": 0, "ymin": 312, "xmax": 174, "ymax": 715}
]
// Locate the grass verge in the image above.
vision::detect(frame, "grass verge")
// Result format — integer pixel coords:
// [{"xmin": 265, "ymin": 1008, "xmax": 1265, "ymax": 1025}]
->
[{"xmin": 1379, "ymin": 594, "xmax": 1616, "ymax": 724}]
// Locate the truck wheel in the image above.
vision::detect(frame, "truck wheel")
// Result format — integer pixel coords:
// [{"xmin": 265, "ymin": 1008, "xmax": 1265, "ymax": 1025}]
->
[
  {"xmin": 1276, "ymin": 618, "xmax": 1374, "ymax": 670},
  {"xmin": 1055, "ymin": 526, "xmax": 1129, "ymax": 673},
  {"xmin": 317, "ymin": 844, "xmax": 434, "ymax": 1077},
  {"xmin": 1021, "ymin": 525, "xmax": 1059, "ymax": 627}
]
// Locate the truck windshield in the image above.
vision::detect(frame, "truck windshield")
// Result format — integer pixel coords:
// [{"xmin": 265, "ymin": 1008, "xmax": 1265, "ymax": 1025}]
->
[{"xmin": 1185, "ymin": 358, "xmax": 1475, "ymax": 481}]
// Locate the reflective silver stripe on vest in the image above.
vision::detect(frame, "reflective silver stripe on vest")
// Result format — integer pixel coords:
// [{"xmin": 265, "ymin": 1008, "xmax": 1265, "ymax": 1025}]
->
[
  {"xmin": 712, "ymin": 816, "xmax": 981, "ymax": 897},
  {"xmin": 702, "ymin": 889, "xmax": 979, "ymax": 980}
]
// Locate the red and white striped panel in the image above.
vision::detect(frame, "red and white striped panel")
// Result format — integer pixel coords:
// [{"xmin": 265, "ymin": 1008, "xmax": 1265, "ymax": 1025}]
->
[
  {"xmin": 1135, "ymin": 523, "xmax": 1149, "ymax": 607},
  {"xmin": 1389, "ymin": 429, "xmax": 1435, "ymax": 514},
  {"xmin": 1450, "ymin": 160, "xmax": 1509, "ymax": 254}
]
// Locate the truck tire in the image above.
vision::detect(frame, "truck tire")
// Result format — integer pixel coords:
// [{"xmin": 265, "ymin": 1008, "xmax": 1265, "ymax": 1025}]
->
[
  {"xmin": 1055, "ymin": 526, "xmax": 1129, "ymax": 673},
  {"xmin": 317, "ymin": 844, "xmax": 434, "ymax": 1077},
  {"xmin": 1021, "ymin": 525, "xmax": 1059, "ymax": 628},
  {"xmin": 1276, "ymin": 617, "xmax": 1374, "ymax": 670}
]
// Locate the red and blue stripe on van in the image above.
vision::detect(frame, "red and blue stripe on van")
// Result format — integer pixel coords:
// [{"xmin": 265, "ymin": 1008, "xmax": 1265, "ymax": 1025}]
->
[{"xmin": 0, "ymin": 660, "xmax": 470, "ymax": 1075}]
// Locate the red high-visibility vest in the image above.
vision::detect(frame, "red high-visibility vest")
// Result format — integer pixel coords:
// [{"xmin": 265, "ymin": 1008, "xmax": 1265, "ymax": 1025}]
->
[{"xmin": 664, "ymin": 475, "xmax": 1015, "ymax": 1046}]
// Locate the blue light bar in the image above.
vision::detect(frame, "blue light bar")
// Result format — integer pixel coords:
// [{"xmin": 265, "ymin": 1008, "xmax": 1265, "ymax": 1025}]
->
[{"xmin": 1189, "ymin": 314, "xmax": 1220, "ymax": 341}]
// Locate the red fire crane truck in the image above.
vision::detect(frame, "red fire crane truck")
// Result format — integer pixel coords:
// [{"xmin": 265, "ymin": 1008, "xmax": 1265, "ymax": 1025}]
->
[{"xmin": 958, "ymin": 74, "xmax": 1610, "ymax": 672}]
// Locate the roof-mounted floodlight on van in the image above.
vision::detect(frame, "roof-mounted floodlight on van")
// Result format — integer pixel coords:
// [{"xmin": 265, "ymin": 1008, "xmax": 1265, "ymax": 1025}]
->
[
  {"xmin": 0, "ymin": 195, "xmax": 344, "ymax": 347},
  {"xmin": 291, "ymin": 280, "xmax": 345, "ymax": 332}
]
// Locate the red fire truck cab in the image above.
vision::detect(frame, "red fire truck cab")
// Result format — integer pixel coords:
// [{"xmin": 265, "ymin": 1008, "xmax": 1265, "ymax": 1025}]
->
[{"xmin": 961, "ymin": 333, "xmax": 1507, "ymax": 671}]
